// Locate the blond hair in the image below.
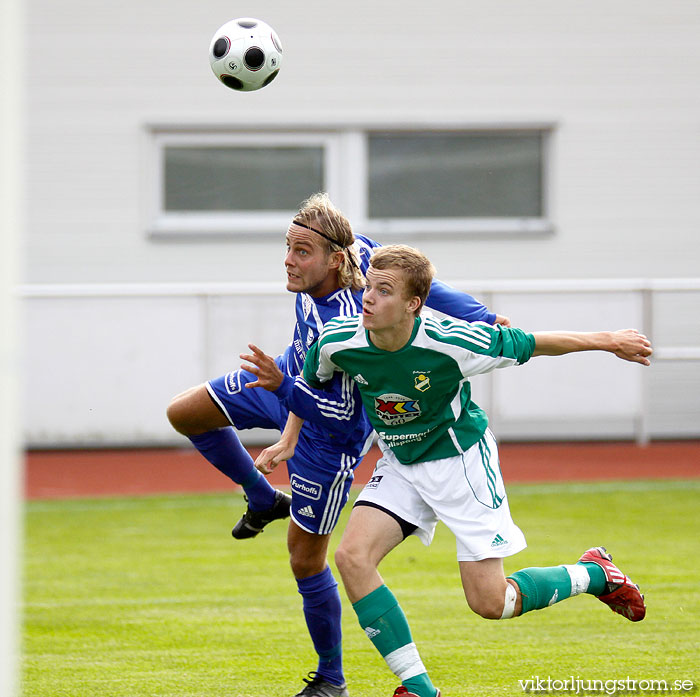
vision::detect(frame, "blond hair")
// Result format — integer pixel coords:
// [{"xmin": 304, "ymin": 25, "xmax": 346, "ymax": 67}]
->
[
  {"xmin": 295, "ymin": 193, "xmax": 365, "ymax": 291},
  {"xmin": 369, "ymin": 245, "xmax": 435, "ymax": 315}
]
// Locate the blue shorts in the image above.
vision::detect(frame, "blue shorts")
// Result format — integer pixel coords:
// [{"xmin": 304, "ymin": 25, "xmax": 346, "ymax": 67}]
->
[{"xmin": 207, "ymin": 366, "xmax": 361, "ymax": 536}]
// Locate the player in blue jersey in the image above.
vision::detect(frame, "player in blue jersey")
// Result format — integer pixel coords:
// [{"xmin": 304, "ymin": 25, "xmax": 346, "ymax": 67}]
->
[{"xmin": 166, "ymin": 194, "xmax": 508, "ymax": 697}]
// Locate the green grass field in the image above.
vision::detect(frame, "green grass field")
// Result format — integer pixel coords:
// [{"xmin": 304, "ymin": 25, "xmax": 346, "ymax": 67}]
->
[{"xmin": 23, "ymin": 480, "xmax": 699, "ymax": 697}]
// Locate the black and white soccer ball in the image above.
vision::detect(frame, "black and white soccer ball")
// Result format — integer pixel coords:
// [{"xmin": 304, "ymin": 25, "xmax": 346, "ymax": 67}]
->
[{"xmin": 209, "ymin": 17, "xmax": 283, "ymax": 92}]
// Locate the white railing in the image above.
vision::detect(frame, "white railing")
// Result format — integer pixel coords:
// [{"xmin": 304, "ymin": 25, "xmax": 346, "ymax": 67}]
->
[{"xmin": 19, "ymin": 279, "xmax": 700, "ymax": 447}]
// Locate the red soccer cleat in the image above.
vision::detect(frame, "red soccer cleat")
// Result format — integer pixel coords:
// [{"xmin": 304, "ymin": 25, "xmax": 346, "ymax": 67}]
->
[
  {"xmin": 578, "ymin": 546, "xmax": 646, "ymax": 621},
  {"xmin": 393, "ymin": 688, "xmax": 441, "ymax": 697}
]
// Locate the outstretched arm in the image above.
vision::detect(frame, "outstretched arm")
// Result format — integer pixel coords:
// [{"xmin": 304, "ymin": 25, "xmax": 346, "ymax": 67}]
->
[{"xmin": 532, "ymin": 329, "xmax": 652, "ymax": 365}]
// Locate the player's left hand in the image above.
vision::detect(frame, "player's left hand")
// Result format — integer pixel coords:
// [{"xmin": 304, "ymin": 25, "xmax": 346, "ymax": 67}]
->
[
  {"xmin": 241, "ymin": 344, "xmax": 284, "ymax": 391},
  {"xmin": 611, "ymin": 329, "xmax": 653, "ymax": 365},
  {"xmin": 254, "ymin": 440, "xmax": 296, "ymax": 474}
]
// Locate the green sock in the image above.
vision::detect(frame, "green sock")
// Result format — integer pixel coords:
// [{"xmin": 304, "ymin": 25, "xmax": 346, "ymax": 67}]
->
[
  {"xmin": 509, "ymin": 562, "xmax": 609, "ymax": 614},
  {"xmin": 403, "ymin": 674, "xmax": 438, "ymax": 696},
  {"xmin": 352, "ymin": 585, "xmax": 437, "ymax": 697},
  {"xmin": 509, "ymin": 566, "xmax": 574, "ymax": 614},
  {"xmin": 579, "ymin": 562, "xmax": 607, "ymax": 596}
]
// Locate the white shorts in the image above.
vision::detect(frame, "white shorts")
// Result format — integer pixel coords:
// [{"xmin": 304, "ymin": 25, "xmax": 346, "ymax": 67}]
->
[{"xmin": 355, "ymin": 429, "xmax": 527, "ymax": 562}]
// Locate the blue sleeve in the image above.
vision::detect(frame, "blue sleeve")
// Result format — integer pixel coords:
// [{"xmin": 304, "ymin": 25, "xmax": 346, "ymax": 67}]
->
[
  {"xmin": 273, "ymin": 372, "xmax": 365, "ymax": 437},
  {"xmin": 425, "ymin": 278, "xmax": 497, "ymax": 325},
  {"xmin": 357, "ymin": 233, "xmax": 495, "ymax": 324},
  {"xmin": 353, "ymin": 233, "xmax": 383, "ymax": 275}
]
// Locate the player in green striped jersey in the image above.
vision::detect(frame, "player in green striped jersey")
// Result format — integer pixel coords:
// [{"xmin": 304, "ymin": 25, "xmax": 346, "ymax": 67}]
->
[{"xmin": 246, "ymin": 245, "xmax": 652, "ymax": 697}]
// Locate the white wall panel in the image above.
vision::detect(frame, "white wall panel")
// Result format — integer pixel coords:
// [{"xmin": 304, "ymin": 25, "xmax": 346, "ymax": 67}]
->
[
  {"xmin": 20, "ymin": 0, "xmax": 700, "ymax": 446},
  {"xmin": 22, "ymin": 289, "xmax": 298, "ymax": 446},
  {"xmin": 206, "ymin": 292, "xmax": 296, "ymax": 377},
  {"xmin": 488, "ymin": 291, "xmax": 643, "ymax": 438},
  {"xmin": 648, "ymin": 362, "xmax": 700, "ymax": 437},
  {"xmin": 23, "ymin": 296, "xmax": 206, "ymax": 446}
]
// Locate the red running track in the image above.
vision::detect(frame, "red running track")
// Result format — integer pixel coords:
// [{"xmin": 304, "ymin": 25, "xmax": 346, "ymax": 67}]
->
[{"xmin": 24, "ymin": 441, "xmax": 700, "ymax": 500}]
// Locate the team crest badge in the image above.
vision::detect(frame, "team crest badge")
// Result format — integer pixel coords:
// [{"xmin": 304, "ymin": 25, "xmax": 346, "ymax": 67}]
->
[
  {"xmin": 374, "ymin": 393, "xmax": 421, "ymax": 425},
  {"xmin": 414, "ymin": 374, "xmax": 430, "ymax": 392}
]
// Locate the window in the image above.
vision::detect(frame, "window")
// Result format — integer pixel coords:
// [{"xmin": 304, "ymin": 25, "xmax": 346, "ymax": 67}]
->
[
  {"xmin": 146, "ymin": 131, "xmax": 339, "ymax": 236},
  {"xmin": 368, "ymin": 131, "xmax": 543, "ymax": 218},
  {"xmin": 146, "ymin": 125, "xmax": 552, "ymax": 237},
  {"xmin": 163, "ymin": 146, "xmax": 323, "ymax": 212}
]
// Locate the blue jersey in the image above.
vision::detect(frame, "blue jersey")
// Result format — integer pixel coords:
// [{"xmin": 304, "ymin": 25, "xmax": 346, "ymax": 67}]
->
[{"xmin": 273, "ymin": 233, "xmax": 496, "ymax": 449}]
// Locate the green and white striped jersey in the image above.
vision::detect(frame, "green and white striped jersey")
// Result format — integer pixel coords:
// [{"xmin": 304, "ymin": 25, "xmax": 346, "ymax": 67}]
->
[{"xmin": 303, "ymin": 315, "xmax": 536, "ymax": 465}]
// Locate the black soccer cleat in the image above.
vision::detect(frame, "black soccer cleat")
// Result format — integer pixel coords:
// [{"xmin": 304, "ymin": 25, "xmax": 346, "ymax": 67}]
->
[
  {"xmin": 293, "ymin": 672, "xmax": 349, "ymax": 697},
  {"xmin": 231, "ymin": 489, "xmax": 291, "ymax": 539}
]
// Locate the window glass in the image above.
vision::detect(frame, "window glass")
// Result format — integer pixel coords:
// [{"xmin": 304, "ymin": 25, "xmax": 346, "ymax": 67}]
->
[
  {"xmin": 368, "ymin": 132, "xmax": 543, "ymax": 219},
  {"xmin": 163, "ymin": 145, "xmax": 324, "ymax": 212}
]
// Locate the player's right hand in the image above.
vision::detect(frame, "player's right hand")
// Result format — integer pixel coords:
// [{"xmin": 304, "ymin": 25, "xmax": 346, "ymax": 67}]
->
[
  {"xmin": 240, "ymin": 344, "xmax": 284, "ymax": 391},
  {"xmin": 494, "ymin": 314, "xmax": 511, "ymax": 327}
]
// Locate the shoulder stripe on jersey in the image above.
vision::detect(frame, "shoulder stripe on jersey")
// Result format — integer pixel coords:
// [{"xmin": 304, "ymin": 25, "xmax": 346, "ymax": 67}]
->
[
  {"xmin": 468, "ymin": 320, "xmax": 495, "ymax": 331},
  {"xmin": 425, "ymin": 315, "xmax": 492, "ymax": 341},
  {"xmin": 323, "ymin": 314, "xmax": 361, "ymax": 330},
  {"xmin": 327, "ymin": 287, "xmax": 360, "ymax": 318},
  {"xmin": 435, "ymin": 326, "xmax": 491, "ymax": 349},
  {"xmin": 319, "ymin": 319, "xmax": 362, "ymax": 345},
  {"xmin": 340, "ymin": 288, "xmax": 357, "ymax": 317},
  {"xmin": 424, "ymin": 318, "xmax": 492, "ymax": 350},
  {"xmin": 293, "ymin": 373, "xmax": 356, "ymax": 421},
  {"xmin": 303, "ymin": 293, "xmax": 326, "ymax": 335}
]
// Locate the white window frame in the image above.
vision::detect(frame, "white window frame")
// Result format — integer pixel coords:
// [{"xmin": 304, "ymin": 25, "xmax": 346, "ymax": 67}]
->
[
  {"xmin": 145, "ymin": 129, "xmax": 344, "ymax": 237},
  {"xmin": 144, "ymin": 123, "xmax": 554, "ymax": 238}
]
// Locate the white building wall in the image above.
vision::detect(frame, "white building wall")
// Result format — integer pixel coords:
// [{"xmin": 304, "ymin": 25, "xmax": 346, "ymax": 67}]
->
[{"xmin": 21, "ymin": 0, "xmax": 700, "ymax": 446}]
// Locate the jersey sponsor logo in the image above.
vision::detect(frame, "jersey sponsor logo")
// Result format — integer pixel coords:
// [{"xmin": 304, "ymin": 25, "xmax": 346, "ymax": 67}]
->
[
  {"xmin": 365, "ymin": 474, "xmax": 383, "ymax": 490},
  {"xmin": 378, "ymin": 426, "xmax": 436, "ymax": 447},
  {"xmin": 225, "ymin": 370, "xmax": 243, "ymax": 394},
  {"xmin": 293, "ymin": 338, "xmax": 306, "ymax": 360},
  {"xmin": 374, "ymin": 393, "xmax": 421, "ymax": 425},
  {"xmin": 290, "ymin": 474, "xmax": 323, "ymax": 501},
  {"xmin": 414, "ymin": 374, "xmax": 431, "ymax": 392}
]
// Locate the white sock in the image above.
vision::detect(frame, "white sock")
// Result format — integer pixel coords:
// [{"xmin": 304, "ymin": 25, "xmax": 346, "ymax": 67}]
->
[
  {"xmin": 384, "ymin": 643, "xmax": 428, "ymax": 681},
  {"xmin": 563, "ymin": 564, "xmax": 591, "ymax": 596},
  {"xmin": 500, "ymin": 582, "xmax": 517, "ymax": 619}
]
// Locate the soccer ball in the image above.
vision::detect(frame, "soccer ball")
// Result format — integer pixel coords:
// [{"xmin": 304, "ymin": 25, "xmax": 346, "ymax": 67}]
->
[{"xmin": 209, "ymin": 17, "xmax": 283, "ymax": 92}]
